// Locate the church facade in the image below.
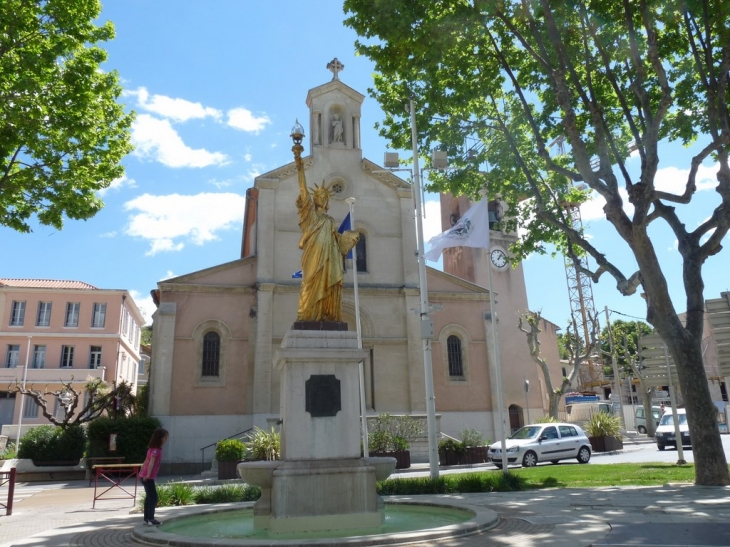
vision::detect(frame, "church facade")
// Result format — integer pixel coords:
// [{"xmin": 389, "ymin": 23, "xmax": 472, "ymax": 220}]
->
[{"xmin": 149, "ymin": 66, "xmax": 562, "ymax": 472}]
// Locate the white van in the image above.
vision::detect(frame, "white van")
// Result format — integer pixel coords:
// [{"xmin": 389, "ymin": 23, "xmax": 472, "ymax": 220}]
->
[
  {"xmin": 635, "ymin": 406, "xmax": 662, "ymax": 434},
  {"xmin": 565, "ymin": 402, "xmax": 613, "ymax": 427},
  {"xmin": 655, "ymin": 408, "xmax": 690, "ymax": 450}
]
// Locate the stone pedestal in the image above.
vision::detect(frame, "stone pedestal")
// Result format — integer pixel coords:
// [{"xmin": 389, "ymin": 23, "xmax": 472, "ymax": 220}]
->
[{"xmin": 239, "ymin": 329, "xmax": 395, "ymax": 533}]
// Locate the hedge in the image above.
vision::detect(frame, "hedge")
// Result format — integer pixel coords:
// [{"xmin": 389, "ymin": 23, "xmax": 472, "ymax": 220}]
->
[{"xmin": 86, "ymin": 416, "xmax": 161, "ymax": 465}]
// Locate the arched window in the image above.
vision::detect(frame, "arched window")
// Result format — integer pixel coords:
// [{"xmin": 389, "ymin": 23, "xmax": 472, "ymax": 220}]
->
[
  {"xmin": 202, "ymin": 332, "xmax": 220, "ymax": 377},
  {"xmin": 355, "ymin": 233, "xmax": 367, "ymax": 272},
  {"xmin": 447, "ymin": 335, "xmax": 463, "ymax": 377}
]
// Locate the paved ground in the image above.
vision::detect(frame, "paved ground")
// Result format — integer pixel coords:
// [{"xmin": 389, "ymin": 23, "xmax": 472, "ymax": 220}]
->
[{"xmin": 2, "ymin": 472, "xmax": 730, "ymax": 547}]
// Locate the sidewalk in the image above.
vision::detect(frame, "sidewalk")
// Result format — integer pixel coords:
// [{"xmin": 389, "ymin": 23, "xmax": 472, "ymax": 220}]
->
[{"xmin": 1, "ymin": 476, "xmax": 729, "ymax": 546}]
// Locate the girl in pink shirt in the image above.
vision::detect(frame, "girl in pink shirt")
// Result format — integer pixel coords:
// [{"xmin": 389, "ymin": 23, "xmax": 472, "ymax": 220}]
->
[{"xmin": 139, "ymin": 427, "xmax": 168, "ymax": 525}]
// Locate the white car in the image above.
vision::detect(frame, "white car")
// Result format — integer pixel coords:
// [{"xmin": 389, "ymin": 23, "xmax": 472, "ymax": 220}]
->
[{"xmin": 488, "ymin": 423, "xmax": 592, "ymax": 468}]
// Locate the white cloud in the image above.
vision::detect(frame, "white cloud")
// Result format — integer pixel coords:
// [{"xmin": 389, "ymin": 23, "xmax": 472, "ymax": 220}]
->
[
  {"xmin": 227, "ymin": 107, "xmax": 271, "ymax": 133},
  {"xmin": 579, "ymin": 188, "xmax": 634, "ymax": 221},
  {"xmin": 132, "ymin": 114, "xmax": 229, "ymax": 168},
  {"xmin": 129, "ymin": 289, "xmax": 154, "ymax": 325},
  {"xmin": 423, "ymin": 199, "xmax": 444, "ymax": 242},
  {"xmin": 123, "ymin": 192, "xmax": 246, "ymax": 256},
  {"xmin": 243, "ymin": 153, "xmax": 253, "ymax": 162},
  {"xmin": 125, "ymin": 87, "xmax": 222, "ymax": 122},
  {"xmin": 99, "ymin": 174, "xmax": 137, "ymax": 196},
  {"xmin": 655, "ymin": 163, "xmax": 719, "ymax": 194},
  {"xmin": 161, "ymin": 271, "xmax": 176, "ymax": 281}
]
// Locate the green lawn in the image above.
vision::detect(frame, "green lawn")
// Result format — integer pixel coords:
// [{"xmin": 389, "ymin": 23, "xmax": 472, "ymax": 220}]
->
[
  {"xmin": 376, "ymin": 462, "xmax": 698, "ymax": 496},
  {"xmin": 511, "ymin": 462, "xmax": 696, "ymax": 489}
]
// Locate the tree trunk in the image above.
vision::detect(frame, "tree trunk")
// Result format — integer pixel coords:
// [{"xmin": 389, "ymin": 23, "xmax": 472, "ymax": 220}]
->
[
  {"xmin": 638, "ymin": 243, "xmax": 730, "ymax": 485},
  {"xmin": 641, "ymin": 387, "xmax": 656, "ymax": 437}
]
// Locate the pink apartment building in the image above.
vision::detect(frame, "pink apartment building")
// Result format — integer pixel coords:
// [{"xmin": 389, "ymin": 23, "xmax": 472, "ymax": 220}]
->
[{"xmin": 0, "ymin": 279, "xmax": 144, "ymax": 437}]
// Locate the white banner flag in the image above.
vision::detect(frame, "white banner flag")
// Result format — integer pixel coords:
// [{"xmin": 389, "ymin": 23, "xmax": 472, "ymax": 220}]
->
[{"xmin": 425, "ymin": 199, "xmax": 490, "ymax": 261}]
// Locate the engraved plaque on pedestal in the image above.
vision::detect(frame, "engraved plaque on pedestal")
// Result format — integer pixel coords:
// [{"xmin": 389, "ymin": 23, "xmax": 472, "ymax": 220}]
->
[{"xmin": 305, "ymin": 375, "xmax": 341, "ymax": 417}]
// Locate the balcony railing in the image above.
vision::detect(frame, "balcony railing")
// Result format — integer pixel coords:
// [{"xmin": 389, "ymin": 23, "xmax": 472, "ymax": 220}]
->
[{"xmin": 0, "ymin": 366, "xmax": 105, "ymax": 386}]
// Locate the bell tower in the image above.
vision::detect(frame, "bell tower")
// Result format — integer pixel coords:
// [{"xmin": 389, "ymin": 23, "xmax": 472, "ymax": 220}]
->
[{"xmin": 305, "ymin": 58, "xmax": 364, "ymax": 155}]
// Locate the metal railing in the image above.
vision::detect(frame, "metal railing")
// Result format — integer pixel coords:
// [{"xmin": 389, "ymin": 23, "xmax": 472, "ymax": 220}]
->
[
  {"xmin": 0, "ymin": 468, "xmax": 16, "ymax": 516},
  {"xmin": 199, "ymin": 428, "xmax": 253, "ymax": 473}
]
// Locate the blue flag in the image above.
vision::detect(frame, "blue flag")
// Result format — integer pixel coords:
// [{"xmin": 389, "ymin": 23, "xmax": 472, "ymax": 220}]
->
[{"xmin": 338, "ymin": 212, "xmax": 353, "ymax": 259}]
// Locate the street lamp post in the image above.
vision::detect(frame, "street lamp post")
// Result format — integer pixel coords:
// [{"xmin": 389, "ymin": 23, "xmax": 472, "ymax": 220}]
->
[{"xmin": 15, "ymin": 336, "xmax": 32, "ymax": 451}]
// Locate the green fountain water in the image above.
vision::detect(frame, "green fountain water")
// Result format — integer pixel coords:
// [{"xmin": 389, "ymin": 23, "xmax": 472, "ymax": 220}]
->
[{"xmin": 161, "ymin": 504, "xmax": 473, "ymax": 541}]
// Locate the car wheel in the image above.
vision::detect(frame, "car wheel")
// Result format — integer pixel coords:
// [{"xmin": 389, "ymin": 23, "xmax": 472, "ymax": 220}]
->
[
  {"xmin": 637, "ymin": 425, "xmax": 647, "ymax": 434},
  {"xmin": 550, "ymin": 460, "xmax": 560, "ymax": 465},
  {"xmin": 522, "ymin": 451, "xmax": 538, "ymax": 467},
  {"xmin": 577, "ymin": 446, "xmax": 591, "ymax": 464},
  {"xmin": 657, "ymin": 444, "xmax": 665, "ymax": 451},
  {"xmin": 493, "ymin": 463, "xmax": 503, "ymax": 469}
]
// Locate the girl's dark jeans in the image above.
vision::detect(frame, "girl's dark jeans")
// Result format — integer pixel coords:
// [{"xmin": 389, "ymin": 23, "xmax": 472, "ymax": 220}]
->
[{"xmin": 142, "ymin": 479, "xmax": 157, "ymax": 521}]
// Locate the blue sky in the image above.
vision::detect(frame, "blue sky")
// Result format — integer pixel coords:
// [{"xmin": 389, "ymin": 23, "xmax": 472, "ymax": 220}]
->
[{"xmin": 2, "ymin": 0, "xmax": 728, "ymax": 330}]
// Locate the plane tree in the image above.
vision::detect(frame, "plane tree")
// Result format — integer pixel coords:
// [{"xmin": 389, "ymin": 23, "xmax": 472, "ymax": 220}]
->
[
  {"xmin": 345, "ymin": 0, "xmax": 730, "ymax": 484},
  {"xmin": 0, "ymin": 0, "xmax": 133, "ymax": 232}
]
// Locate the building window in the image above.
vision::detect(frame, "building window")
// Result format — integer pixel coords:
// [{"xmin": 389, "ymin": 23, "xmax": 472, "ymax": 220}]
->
[
  {"xmin": 32, "ymin": 345, "xmax": 46, "ymax": 369},
  {"xmin": 355, "ymin": 233, "xmax": 367, "ymax": 272},
  {"xmin": 91, "ymin": 303, "xmax": 106, "ymax": 328},
  {"xmin": 447, "ymin": 335, "xmax": 464, "ymax": 377},
  {"xmin": 202, "ymin": 332, "xmax": 220, "ymax": 377},
  {"xmin": 60, "ymin": 345, "xmax": 74, "ymax": 368},
  {"xmin": 36, "ymin": 302, "xmax": 52, "ymax": 326},
  {"xmin": 23, "ymin": 399, "xmax": 39, "ymax": 419},
  {"xmin": 6, "ymin": 345, "xmax": 20, "ymax": 368},
  {"xmin": 89, "ymin": 346, "xmax": 102, "ymax": 369},
  {"xmin": 9, "ymin": 301, "xmax": 25, "ymax": 326},
  {"xmin": 65, "ymin": 303, "xmax": 80, "ymax": 327},
  {"xmin": 122, "ymin": 309, "xmax": 129, "ymax": 335}
]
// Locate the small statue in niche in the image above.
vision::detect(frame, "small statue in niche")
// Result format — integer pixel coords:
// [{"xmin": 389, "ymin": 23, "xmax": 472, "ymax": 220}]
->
[{"xmin": 332, "ymin": 114, "xmax": 343, "ymax": 143}]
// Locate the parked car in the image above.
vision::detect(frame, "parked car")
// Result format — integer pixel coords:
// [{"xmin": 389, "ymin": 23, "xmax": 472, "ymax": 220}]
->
[
  {"xmin": 635, "ymin": 405, "xmax": 662, "ymax": 434},
  {"xmin": 655, "ymin": 408, "xmax": 690, "ymax": 450},
  {"xmin": 488, "ymin": 423, "xmax": 592, "ymax": 468}
]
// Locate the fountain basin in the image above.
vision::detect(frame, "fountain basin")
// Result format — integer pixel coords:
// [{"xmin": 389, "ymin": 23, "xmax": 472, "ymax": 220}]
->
[{"xmin": 132, "ymin": 498, "xmax": 498, "ymax": 546}]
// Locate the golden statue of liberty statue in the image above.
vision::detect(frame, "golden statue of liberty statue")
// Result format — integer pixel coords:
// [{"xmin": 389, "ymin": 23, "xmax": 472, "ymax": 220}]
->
[{"xmin": 291, "ymin": 121, "xmax": 359, "ymax": 323}]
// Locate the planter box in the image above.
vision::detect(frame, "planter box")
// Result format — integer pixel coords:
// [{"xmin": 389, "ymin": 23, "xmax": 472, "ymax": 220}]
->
[
  {"xmin": 31, "ymin": 460, "xmax": 80, "ymax": 467},
  {"xmin": 588, "ymin": 436, "xmax": 623, "ymax": 452},
  {"xmin": 218, "ymin": 460, "xmax": 241, "ymax": 480},
  {"xmin": 439, "ymin": 446, "xmax": 488, "ymax": 466},
  {"xmin": 369, "ymin": 450, "xmax": 410, "ymax": 469}
]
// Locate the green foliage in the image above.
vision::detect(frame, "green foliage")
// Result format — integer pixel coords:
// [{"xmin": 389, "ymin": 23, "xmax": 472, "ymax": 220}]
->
[
  {"xmin": 600, "ymin": 320, "xmax": 653, "ymax": 374},
  {"xmin": 368, "ymin": 413, "xmax": 424, "ymax": 452},
  {"xmin": 17, "ymin": 425, "xmax": 85, "ymax": 462},
  {"xmin": 460, "ymin": 428, "xmax": 487, "ymax": 447},
  {"xmin": 535, "ymin": 415, "xmax": 559, "ymax": 423},
  {"xmin": 0, "ymin": 0, "xmax": 134, "ymax": 232},
  {"xmin": 192, "ymin": 483, "xmax": 261, "ymax": 504},
  {"xmin": 376, "ymin": 472, "xmax": 526, "ymax": 496},
  {"xmin": 134, "ymin": 384, "xmax": 150, "ymax": 418},
  {"xmin": 0, "ymin": 442, "xmax": 17, "ymax": 460},
  {"xmin": 142, "ymin": 482, "xmax": 261, "ymax": 508},
  {"xmin": 156, "ymin": 481, "xmax": 195, "ymax": 507},
  {"xmin": 244, "ymin": 427, "xmax": 280, "ymax": 461},
  {"xmin": 86, "ymin": 417, "xmax": 161, "ymax": 465},
  {"xmin": 513, "ymin": 463, "xmax": 695, "ymax": 488},
  {"xmin": 141, "ymin": 326, "xmax": 153, "ymax": 346},
  {"xmin": 215, "ymin": 439, "xmax": 246, "ymax": 462},
  {"xmin": 584, "ymin": 412, "xmax": 622, "ymax": 438},
  {"xmin": 438, "ymin": 438, "xmax": 466, "ymax": 455}
]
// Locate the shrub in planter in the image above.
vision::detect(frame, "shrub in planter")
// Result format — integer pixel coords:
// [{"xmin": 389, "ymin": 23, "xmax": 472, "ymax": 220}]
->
[
  {"xmin": 244, "ymin": 427, "xmax": 280, "ymax": 461},
  {"xmin": 438, "ymin": 438, "xmax": 466, "ymax": 466},
  {"xmin": 367, "ymin": 414, "xmax": 422, "ymax": 469},
  {"xmin": 216, "ymin": 438, "xmax": 246, "ymax": 480},
  {"xmin": 584, "ymin": 411, "xmax": 623, "ymax": 452},
  {"xmin": 18, "ymin": 425, "xmax": 86, "ymax": 464}
]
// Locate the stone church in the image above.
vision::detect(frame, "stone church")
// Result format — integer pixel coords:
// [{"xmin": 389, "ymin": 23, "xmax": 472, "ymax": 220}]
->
[{"xmin": 149, "ymin": 65, "xmax": 562, "ymax": 472}]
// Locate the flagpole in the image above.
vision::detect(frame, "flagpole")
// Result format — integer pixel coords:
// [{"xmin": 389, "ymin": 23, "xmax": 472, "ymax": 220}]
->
[
  {"xmin": 478, "ymin": 189, "xmax": 509, "ymax": 473},
  {"xmin": 409, "ymin": 98, "xmax": 439, "ymax": 480},
  {"xmin": 346, "ymin": 197, "xmax": 369, "ymax": 456}
]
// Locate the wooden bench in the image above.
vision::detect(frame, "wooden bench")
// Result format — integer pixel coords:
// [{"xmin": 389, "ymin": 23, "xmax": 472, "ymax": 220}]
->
[{"xmin": 86, "ymin": 456, "xmax": 124, "ymax": 486}]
